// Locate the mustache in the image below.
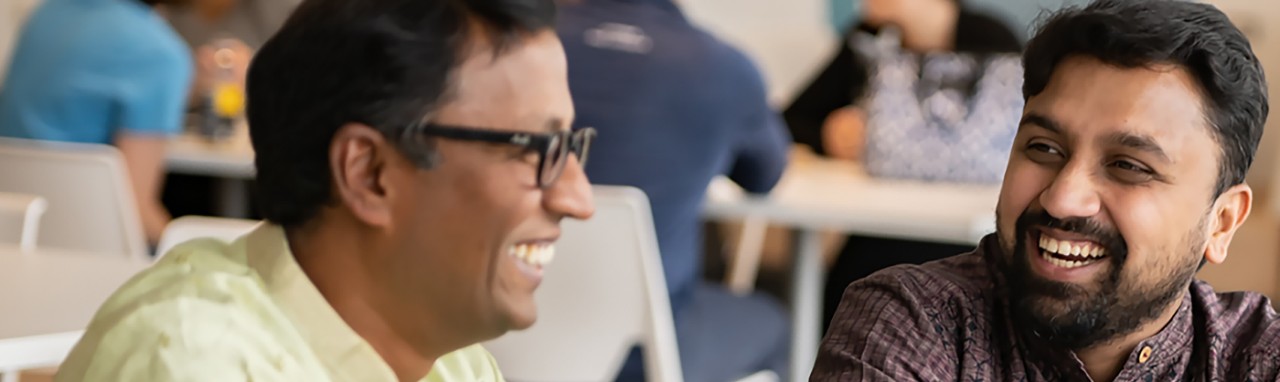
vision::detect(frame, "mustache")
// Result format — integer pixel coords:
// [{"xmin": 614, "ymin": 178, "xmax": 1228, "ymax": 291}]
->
[{"xmin": 1015, "ymin": 209, "xmax": 1128, "ymax": 261}]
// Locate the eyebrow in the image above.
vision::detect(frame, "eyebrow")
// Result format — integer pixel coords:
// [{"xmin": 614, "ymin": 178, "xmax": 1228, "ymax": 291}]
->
[
  {"xmin": 1109, "ymin": 132, "xmax": 1172, "ymax": 164},
  {"xmin": 1020, "ymin": 112, "xmax": 1173, "ymax": 164},
  {"xmin": 1019, "ymin": 113, "xmax": 1062, "ymax": 134}
]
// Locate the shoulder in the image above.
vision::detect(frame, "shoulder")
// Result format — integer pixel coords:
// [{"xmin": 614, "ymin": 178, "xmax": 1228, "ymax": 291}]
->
[
  {"xmin": 712, "ymin": 39, "xmax": 766, "ymax": 80},
  {"xmin": 58, "ymin": 240, "xmax": 298, "ymax": 380},
  {"xmin": 832, "ymin": 251, "xmax": 995, "ymax": 334},
  {"xmin": 816, "ymin": 251, "xmax": 992, "ymax": 379},
  {"xmin": 877, "ymin": 251, "xmax": 995, "ymax": 305},
  {"xmin": 106, "ymin": 7, "xmax": 192, "ymax": 73},
  {"xmin": 429, "ymin": 344, "xmax": 504, "ymax": 382},
  {"xmin": 668, "ymin": 29, "xmax": 769, "ymax": 100},
  {"xmin": 1191, "ymin": 281, "xmax": 1280, "ymax": 377}
]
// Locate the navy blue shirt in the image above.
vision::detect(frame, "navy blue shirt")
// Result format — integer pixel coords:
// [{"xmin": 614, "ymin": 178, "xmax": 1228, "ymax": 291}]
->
[{"xmin": 558, "ymin": 0, "xmax": 790, "ymax": 310}]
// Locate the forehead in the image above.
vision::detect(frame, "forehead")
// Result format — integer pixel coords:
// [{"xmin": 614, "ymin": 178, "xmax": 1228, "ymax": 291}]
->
[
  {"xmin": 1023, "ymin": 56, "xmax": 1213, "ymax": 147},
  {"xmin": 434, "ymin": 30, "xmax": 573, "ymax": 132}
]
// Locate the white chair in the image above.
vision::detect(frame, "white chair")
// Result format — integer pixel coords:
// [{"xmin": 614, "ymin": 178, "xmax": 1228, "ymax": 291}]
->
[
  {"xmin": 0, "ymin": 191, "xmax": 46, "ymax": 252},
  {"xmin": 155, "ymin": 216, "xmax": 259, "ymax": 256},
  {"xmin": 0, "ymin": 138, "xmax": 147, "ymax": 259},
  {"xmin": 484, "ymin": 186, "xmax": 777, "ymax": 382}
]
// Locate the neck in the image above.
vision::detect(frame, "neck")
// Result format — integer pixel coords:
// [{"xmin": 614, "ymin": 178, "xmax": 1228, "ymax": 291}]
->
[
  {"xmin": 287, "ymin": 217, "xmax": 454, "ymax": 382},
  {"xmin": 1074, "ymin": 294, "xmax": 1185, "ymax": 382}
]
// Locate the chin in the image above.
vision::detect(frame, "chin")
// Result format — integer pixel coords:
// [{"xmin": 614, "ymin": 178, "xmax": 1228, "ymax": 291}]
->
[
  {"xmin": 503, "ymin": 302, "xmax": 539, "ymax": 331},
  {"xmin": 508, "ymin": 315, "xmax": 536, "ymax": 331}
]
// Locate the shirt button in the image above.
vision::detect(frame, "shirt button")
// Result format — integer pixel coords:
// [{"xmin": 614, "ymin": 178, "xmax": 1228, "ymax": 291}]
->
[{"xmin": 1138, "ymin": 346, "xmax": 1154, "ymax": 363}]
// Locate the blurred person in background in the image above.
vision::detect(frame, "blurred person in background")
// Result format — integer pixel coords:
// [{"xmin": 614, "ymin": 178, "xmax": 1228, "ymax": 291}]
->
[
  {"xmin": 813, "ymin": 0, "xmax": 1275, "ymax": 380},
  {"xmin": 782, "ymin": 0, "xmax": 1025, "ymax": 330},
  {"xmin": 55, "ymin": 0, "xmax": 594, "ymax": 380},
  {"xmin": 160, "ymin": 0, "xmax": 278, "ymax": 221},
  {"xmin": 165, "ymin": 0, "xmax": 290, "ymax": 107},
  {"xmin": 0, "ymin": 0, "xmax": 234, "ymax": 245},
  {"xmin": 557, "ymin": 0, "xmax": 792, "ymax": 380},
  {"xmin": 166, "ymin": 0, "xmax": 295, "ymax": 49}
]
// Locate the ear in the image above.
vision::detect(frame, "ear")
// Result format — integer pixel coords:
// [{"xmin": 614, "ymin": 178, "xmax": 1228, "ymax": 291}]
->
[
  {"xmin": 1204, "ymin": 183, "xmax": 1252, "ymax": 265},
  {"xmin": 329, "ymin": 123, "xmax": 397, "ymax": 228}
]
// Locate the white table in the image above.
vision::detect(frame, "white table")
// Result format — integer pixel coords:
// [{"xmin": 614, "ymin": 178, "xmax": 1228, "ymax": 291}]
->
[
  {"xmin": 166, "ymin": 131, "xmax": 255, "ymax": 217},
  {"xmin": 703, "ymin": 152, "xmax": 999, "ymax": 382},
  {"xmin": 166, "ymin": 133, "xmax": 255, "ymax": 179},
  {"xmin": 0, "ymin": 248, "xmax": 149, "ymax": 379}
]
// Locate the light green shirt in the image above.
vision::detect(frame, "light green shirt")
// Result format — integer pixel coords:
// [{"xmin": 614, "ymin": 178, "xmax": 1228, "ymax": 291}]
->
[{"xmin": 56, "ymin": 224, "xmax": 504, "ymax": 382}]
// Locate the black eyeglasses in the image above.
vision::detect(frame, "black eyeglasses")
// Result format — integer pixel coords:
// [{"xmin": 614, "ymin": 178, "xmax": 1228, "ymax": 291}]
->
[{"xmin": 407, "ymin": 123, "xmax": 596, "ymax": 188}]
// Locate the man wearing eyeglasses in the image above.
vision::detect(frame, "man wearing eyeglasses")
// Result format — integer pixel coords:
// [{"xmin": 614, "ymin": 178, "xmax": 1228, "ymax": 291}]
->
[{"xmin": 55, "ymin": 0, "xmax": 593, "ymax": 381}]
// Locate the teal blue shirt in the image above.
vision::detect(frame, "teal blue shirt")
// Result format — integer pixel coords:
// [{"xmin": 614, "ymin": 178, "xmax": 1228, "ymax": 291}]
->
[{"xmin": 0, "ymin": 0, "xmax": 192, "ymax": 144}]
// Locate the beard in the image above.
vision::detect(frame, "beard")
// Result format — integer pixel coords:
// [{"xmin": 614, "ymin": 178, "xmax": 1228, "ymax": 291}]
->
[{"xmin": 1000, "ymin": 209, "xmax": 1202, "ymax": 350}]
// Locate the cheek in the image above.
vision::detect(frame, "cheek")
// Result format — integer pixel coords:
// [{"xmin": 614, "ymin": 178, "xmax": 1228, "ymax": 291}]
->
[
  {"xmin": 1107, "ymin": 192, "xmax": 1200, "ymax": 269},
  {"xmin": 997, "ymin": 158, "xmax": 1052, "ymax": 229},
  {"xmin": 404, "ymin": 167, "xmax": 512, "ymax": 264},
  {"xmin": 446, "ymin": 161, "xmax": 547, "ymax": 273},
  {"xmin": 413, "ymin": 147, "xmax": 547, "ymax": 280}
]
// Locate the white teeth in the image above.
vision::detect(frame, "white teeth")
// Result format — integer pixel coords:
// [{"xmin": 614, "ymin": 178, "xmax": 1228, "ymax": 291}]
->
[
  {"xmin": 1038, "ymin": 234, "xmax": 1110, "ymax": 269},
  {"xmin": 1040, "ymin": 250, "xmax": 1095, "ymax": 269},
  {"xmin": 1038, "ymin": 236, "xmax": 1108, "ymax": 260},
  {"xmin": 509, "ymin": 243, "xmax": 556, "ymax": 268}
]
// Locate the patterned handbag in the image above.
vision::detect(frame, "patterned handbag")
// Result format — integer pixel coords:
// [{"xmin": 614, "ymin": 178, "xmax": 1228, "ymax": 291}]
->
[{"xmin": 854, "ymin": 31, "xmax": 1024, "ymax": 184}]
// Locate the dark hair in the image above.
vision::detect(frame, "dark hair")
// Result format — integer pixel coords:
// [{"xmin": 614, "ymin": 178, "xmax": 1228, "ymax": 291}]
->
[
  {"xmin": 246, "ymin": 0, "xmax": 557, "ymax": 227},
  {"xmin": 1023, "ymin": 0, "xmax": 1268, "ymax": 196}
]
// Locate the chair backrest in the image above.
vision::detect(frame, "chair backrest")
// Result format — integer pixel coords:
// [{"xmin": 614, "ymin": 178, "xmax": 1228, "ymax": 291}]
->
[
  {"xmin": 0, "ymin": 191, "xmax": 47, "ymax": 252},
  {"xmin": 0, "ymin": 138, "xmax": 146, "ymax": 259},
  {"xmin": 485, "ymin": 186, "xmax": 683, "ymax": 382},
  {"xmin": 156, "ymin": 216, "xmax": 259, "ymax": 256}
]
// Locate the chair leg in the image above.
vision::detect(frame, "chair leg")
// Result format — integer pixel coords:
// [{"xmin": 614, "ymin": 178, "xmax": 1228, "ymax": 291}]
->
[{"xmin": 725, "ymin": 217, "xmax": 768, "ymax": 295}]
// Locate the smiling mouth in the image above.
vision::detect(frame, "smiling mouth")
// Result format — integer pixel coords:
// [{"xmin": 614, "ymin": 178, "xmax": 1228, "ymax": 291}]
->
[
  {"xmin": 1037, "ymin": 234, "xmax": 1109, "ymax": 269},
  {"xmin": 508, "ymin": 242, "xmax": 555, "ymax": 269}
]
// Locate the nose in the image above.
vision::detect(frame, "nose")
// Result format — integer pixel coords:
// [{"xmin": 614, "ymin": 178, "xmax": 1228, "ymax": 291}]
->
[
  {"xmin": 1039, "ymin": 161, "xmax": 1102, "ymax": 220},
  {"xmin": 544, "ymin": 155, "xmax": 595, "ymax": 220}
]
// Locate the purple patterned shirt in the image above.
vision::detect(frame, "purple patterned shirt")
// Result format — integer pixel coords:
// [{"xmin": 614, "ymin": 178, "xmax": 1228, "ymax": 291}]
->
[{"xmin": 813, "ymin": 234, "xmax": 1280, "ymax": 381}]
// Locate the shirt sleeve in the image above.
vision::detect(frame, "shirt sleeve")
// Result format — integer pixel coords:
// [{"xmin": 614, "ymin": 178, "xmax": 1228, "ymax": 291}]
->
[
  {"xmin": 114, "ymin": 45, "xmax": 194, "ymax": 136},
  {"xmin": 811, "ymin": 269, "xmax": 958, "ymax": 381},
  {"xmin": 726, "ymin": 51, "xmax": 791, "ymax": 194}
]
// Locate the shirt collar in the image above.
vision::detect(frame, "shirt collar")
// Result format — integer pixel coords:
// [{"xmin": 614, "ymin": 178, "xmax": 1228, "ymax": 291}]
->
[
  {"xmin": 244, "ymin": 224, "xmax": 399, "ymax": 382},
  {"xmin": 1109, "ymin": 293, "xmax": 1195, "ymax": 380}
]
